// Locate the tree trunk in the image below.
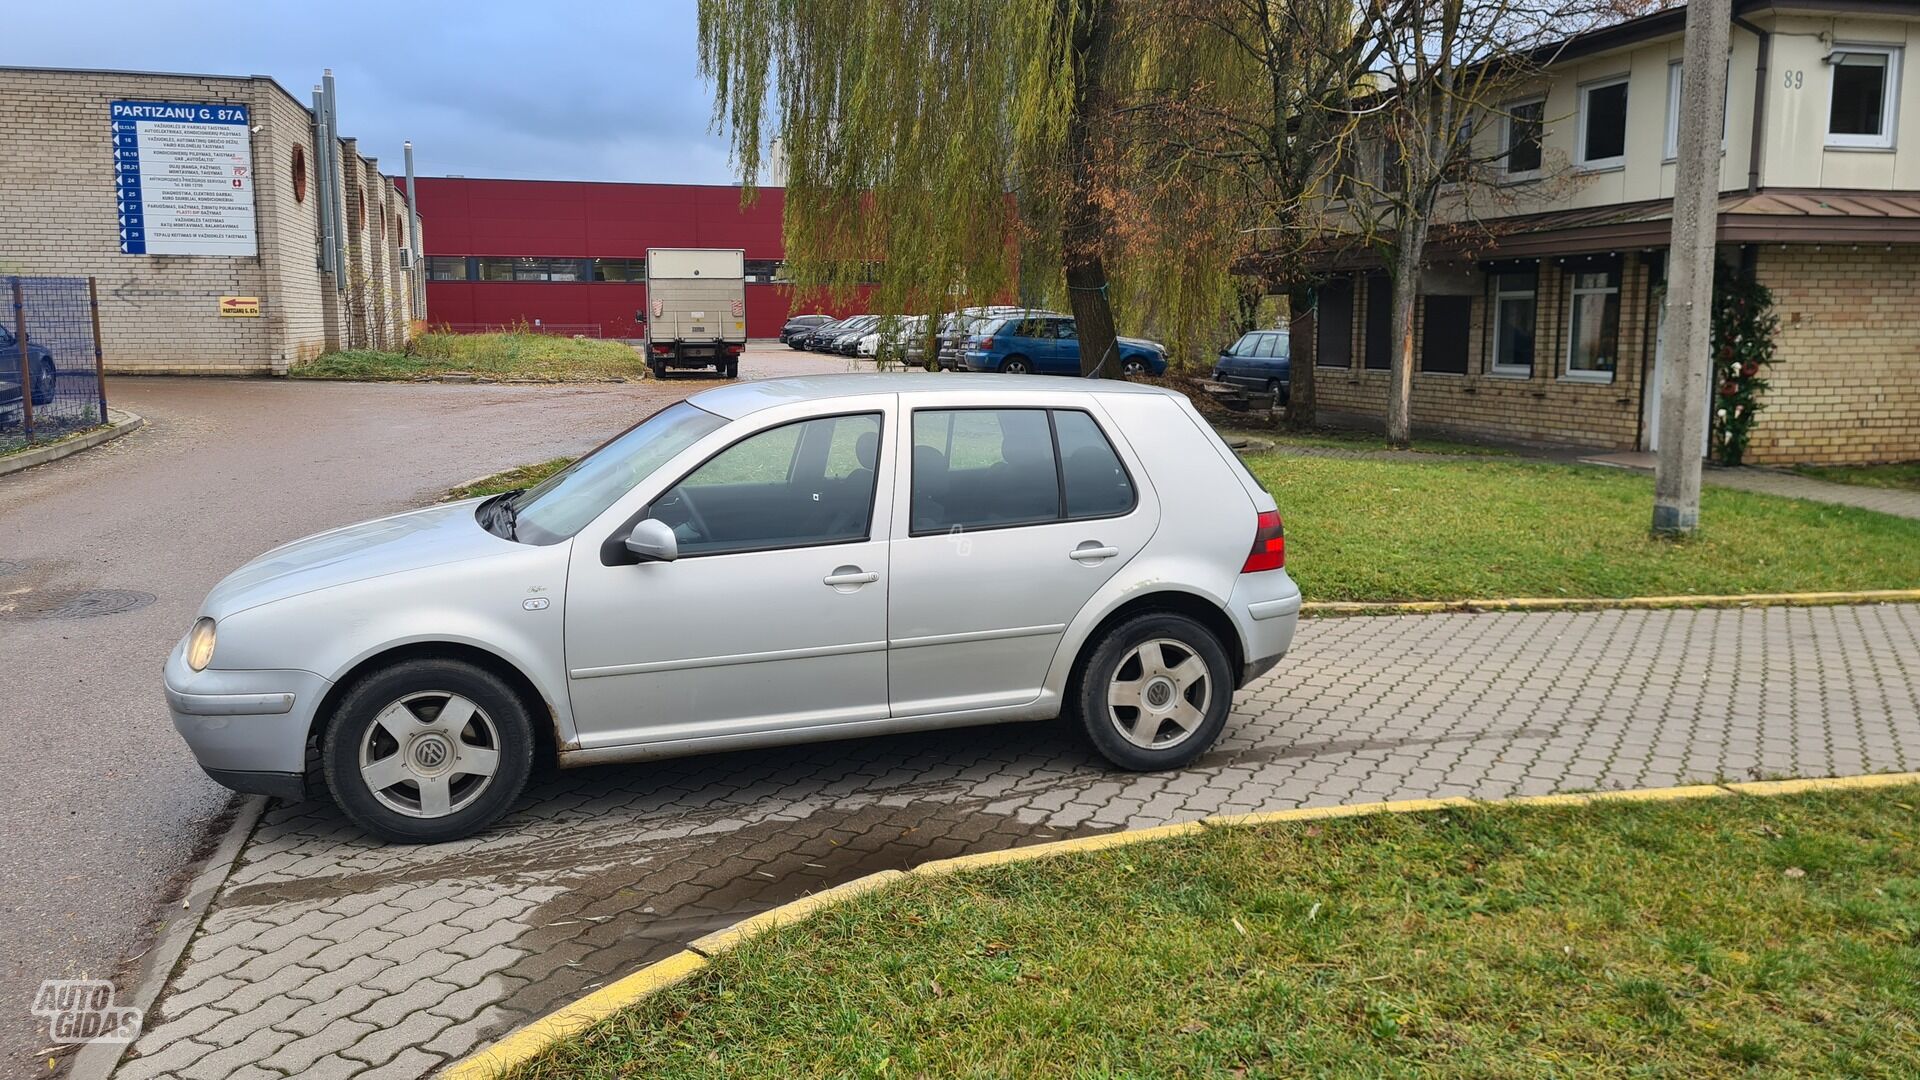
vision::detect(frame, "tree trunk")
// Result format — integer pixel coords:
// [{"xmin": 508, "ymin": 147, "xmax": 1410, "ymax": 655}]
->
[
  {"xmin": 1061, "ymin": 0, "xmax": 1121, "ymax": 378},
  {"xmin": 1286, "ymin": 287, "xmax": 1317, "ymax": 428},
  {"xmin": 1384, "ymin": 235, "xmax": 1425, "ymax": 448}
]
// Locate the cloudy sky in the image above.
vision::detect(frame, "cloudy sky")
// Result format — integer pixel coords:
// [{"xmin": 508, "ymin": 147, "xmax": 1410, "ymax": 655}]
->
[{"xmin": 3, "ymin": 0, "xmax": 747, "ymax": 184}]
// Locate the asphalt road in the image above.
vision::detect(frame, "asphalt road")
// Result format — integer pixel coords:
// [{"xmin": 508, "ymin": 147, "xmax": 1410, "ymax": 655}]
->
[{"xmin": 0, "ymin": 348, "xmax": 843, "ymax": 1072}]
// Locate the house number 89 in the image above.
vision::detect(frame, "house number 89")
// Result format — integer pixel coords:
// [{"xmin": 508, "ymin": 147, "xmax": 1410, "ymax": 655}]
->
[{"xmin": 1783, "ymin": 70, "xmax": 1804, "ymax": 89}]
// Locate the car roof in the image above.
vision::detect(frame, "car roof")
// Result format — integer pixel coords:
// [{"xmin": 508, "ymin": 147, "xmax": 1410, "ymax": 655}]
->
[{"xmin": 689, "ymin": 373, "xmax": 1182, "ymax": 420}]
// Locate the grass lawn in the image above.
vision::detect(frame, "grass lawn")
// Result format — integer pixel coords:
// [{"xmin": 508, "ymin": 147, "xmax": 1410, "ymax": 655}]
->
[
  {"xmin": 1226, "ymin": 426, "xmax": 1514, "ymax": 456},
  {"xmin": 510, "ymin": 784, "xmax": 1920, "ymax": 1079},
  {"xmin": 1791, "ymin": 461, "xmax": 1920, "ymax": 494},
  {"xmin": 292, "ymin": 331, "xmax": 646, "ymax": 381},
  {"xmin": 1, "ymin": 421, "xmax": 108, "ymax": 460},
  {"xmin": 445, "ymin": 459, "xmax": 575, "ymax": 501},
  {"xmin": 1244, "ymin": 454, "xmax": 1920, "ymax": 602}
]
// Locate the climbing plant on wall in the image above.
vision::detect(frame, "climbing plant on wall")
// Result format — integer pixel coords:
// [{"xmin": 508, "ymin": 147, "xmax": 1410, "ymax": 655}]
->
[{"xmin": 1709, "ymin": 262, "xmax": 1779, "ymax": 466}]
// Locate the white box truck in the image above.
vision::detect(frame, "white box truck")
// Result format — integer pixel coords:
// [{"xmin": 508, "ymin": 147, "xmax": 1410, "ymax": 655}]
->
[{"xmin": 643, "ymin": 248, "xmax": 748, "ymax": 379}]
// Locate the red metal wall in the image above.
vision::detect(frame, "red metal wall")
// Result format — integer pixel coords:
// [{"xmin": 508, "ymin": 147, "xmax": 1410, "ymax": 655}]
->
[{"xmin": 405, "ymin": 177, "xmax": 863, "ymax": 339}]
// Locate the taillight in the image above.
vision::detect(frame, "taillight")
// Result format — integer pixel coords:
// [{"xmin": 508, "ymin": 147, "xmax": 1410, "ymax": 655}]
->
[
  {"xmin": 725, "ymin": 343, "xmax": 745, "ymax": 355},
  {"xmin": 978, "ymin": 336, "xmax": 994, "ymax": 349},
  {"xmin": 651, "ymin": 343, "xmax": 673, "ymax": 356},
  {"xmin": 1241, "ymin": 510, "xmax": 1284, "ymax": 573}
]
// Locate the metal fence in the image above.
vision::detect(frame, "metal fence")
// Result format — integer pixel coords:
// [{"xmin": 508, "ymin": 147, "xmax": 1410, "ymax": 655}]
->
[{"xmin": 2, "ymin": 276, "xmax": 109, "ymax": 455}]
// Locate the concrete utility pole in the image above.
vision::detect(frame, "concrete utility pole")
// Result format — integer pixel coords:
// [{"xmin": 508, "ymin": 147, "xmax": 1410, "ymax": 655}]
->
[{"xmin": 1653, "ymin": 0, "xmax": 1733, "ymax": 535}]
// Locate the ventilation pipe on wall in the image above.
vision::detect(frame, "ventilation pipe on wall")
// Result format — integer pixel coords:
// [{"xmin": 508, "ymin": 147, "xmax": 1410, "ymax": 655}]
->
[
  {"xmin": 322, "ymin": 70, "xmax": 349, "ymax": 303},
  {"xmin": 310, "ymin": 85, "xmax": 337, "ymax": 280},
  {"xmin": 404, "ymin": 140, "xmax": 425, "ymax": 320}
]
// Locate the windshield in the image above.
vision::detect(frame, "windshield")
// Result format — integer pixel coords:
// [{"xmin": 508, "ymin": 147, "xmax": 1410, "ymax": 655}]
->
[{"xmin": 503, "ymin": 401, "xmax": 728, "ymax": 545}]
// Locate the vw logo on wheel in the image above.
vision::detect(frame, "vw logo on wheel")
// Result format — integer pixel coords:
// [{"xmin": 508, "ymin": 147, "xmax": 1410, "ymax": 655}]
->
[{"xmin": 413, "ymin": 739, "xmax": 448, "ymax": 769}]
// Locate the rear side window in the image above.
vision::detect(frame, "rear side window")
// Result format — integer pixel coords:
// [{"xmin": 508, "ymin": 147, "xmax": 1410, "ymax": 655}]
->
[{"xmin": 911, "ymin": 408, "xmax": 1134, "ymax": 534}]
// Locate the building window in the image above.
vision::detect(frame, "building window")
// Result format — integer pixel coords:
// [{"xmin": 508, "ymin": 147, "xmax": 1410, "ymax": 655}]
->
[
  {"xmin": 1421, "ymin": 296, "xmax": 1471, "ymax": 374},
  {"xmin": 1489, "ymin": 266, "xmax": 1537, "ymax": 377},
  {"xmin": 476, "ymin": 257, "xmax": 587, "ymax": 282},
  {"xmin": 592, "ymin": 258, "xmax": 647, "ymax": 282},
  {"xmin": 291, "ymin": 145, "xmax": 308, "ymax": 204},
  {"xmin": 1503, "ymin": 98, "xmax": 1544, "ymax": 178},
  {"xmin": 1827, "ymin": 45, "xmax": 1902, "ymax": 149},
  {"xmin": 744, "ymin": 258, "xmax": 782, "ymax": 283},
  {"xmin": 426, "ymin": 257, "xmax": 469, "ymax": 281},
  {"xmin": 1577, "ymin": 76, "xmax": 1629, "ymax": 169},
  {"xmin": 1316, "ymin": 278, "xmax": 1353, "ymax": 368},
  {"xmin": 1564, "ymin": 263, "xmax": 1621, "ymax": 381},
  {"xmin": 1363, "ymin": 273, "xmax": 1392, "ymax": 370},
  {"xmin": 1663, "ymin": 59, "xmax": 1731, "ymax": 160}
]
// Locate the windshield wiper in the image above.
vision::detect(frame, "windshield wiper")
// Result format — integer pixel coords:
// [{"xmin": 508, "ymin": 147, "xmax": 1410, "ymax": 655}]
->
[{"xmin": 478, "ymin": 491, "xmax": 522, "ymax": 541}]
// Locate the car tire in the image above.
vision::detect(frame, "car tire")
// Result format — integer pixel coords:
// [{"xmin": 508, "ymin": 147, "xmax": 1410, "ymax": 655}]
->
[
  {"xmin": 649, "ymin": 360, "xmax": 666, "ymax": 380},
  {"xmin": 1121, "ymin": 357, "xmax": 1147, "ymax": 377},
  {"xmin": 32, "ymin": 360, "xmax": 56, "ymax": 406},
  {"xmin": 724, "ymin": 362, "xmax": 739, "ymax": 379},
  {"xmin": 322, "ymin": 658, "xmax": 535, "ymax": 843},
  {"xmin": 999, "ymin": 355, "xmax": 1031, "ymax": 374},
  {"xmin": 1075, "ymin": 612, "xmax": 1233, "ymax": 772}
]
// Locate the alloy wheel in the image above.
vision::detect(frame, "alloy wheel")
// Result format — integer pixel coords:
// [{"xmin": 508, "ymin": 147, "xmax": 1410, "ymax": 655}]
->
[
  {"xmin": 357, "ymin": 691, "xmax": 502, "ymax": 818},
  {"xmin": 1106, "ymin": 638, "xmax": 1212, "ymax": 750}
]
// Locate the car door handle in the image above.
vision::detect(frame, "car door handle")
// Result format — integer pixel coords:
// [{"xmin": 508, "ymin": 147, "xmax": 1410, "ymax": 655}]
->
[
  {"xmin": 1069, "ymin": 543, "xmax": 1120, "ymax": 563},
  {"xmin": 823, "ymin": 568, "xmax": 880, "ymax": 586}
]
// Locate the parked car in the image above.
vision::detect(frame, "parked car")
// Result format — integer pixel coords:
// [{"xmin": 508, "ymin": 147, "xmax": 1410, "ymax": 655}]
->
[
  {"xmin": 860, "ymin": 315, "xmax": 930, "ymax": 365},
  {"xmin": 935, "ymin": 306, "xmax": 1029, "ymax": 370},
  {"xmin": 798, "ymin": 318, "xmax": 856, "ymax": 351},
  {"xmin": 780, "ymin": 314, "xmax": 834, "ymax": 347},
  {"xmin": 0, "ymin": 325, "xmax": 57, "ymax": 410},
  {"xmin": 166, "ymin": 375, "xmax": 1299, "ymax": 842},
  {"xmin": 963, "ymin": 315, "xmax": 1168, "ymax": 377},
  {"xmin": 1212, "ymin": 329, "xmax": 1291, "ymax": 401},
  {"xmin": 825, "ymin": 315, "xmax": 879, "ymax": 354}
]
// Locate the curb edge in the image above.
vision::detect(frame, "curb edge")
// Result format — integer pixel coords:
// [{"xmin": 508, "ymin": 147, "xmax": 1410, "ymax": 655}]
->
[
  {"xmin": 439, "ymin": 770, "xmax": 1920, "ymax": 1078},
  {"xmin": 0, "ymin": 409, "xmax": 143, "ymax": 479},
  {"xmin": 1301, "ymin": 588, "xmax": 1920, "ymax": 617}
]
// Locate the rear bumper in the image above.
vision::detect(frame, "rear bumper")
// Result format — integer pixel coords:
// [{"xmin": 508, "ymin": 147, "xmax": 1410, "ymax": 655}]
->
[{"xmin": 1226, "ymin": 570, "xmax": 1302, "ymax": 688}]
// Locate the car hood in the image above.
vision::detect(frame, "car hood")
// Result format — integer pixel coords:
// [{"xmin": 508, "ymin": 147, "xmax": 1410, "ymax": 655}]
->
[
  {"xmin": 1118, "ymin": 336, "xmax": 1164, "ymax": 353},
  {"xmin": 202, "ymin": 500, "xmax": 513, "ymax": 619}
]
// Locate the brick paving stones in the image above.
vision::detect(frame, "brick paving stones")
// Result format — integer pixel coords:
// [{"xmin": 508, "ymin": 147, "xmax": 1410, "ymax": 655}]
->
[{"xmin": 115, "ymin": 602, "xmax": 1920, "ymax": 1078}]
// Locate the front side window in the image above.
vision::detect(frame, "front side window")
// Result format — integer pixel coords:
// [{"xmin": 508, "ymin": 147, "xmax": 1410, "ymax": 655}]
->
[
  {"xmin": 910, "ymin": 408, "xmax": 1133, "ymax": 534},
  {"xmin": 1504, "ymin": 98, "xmax": 1545, "ymax": 177},
  {"xmin": 1828, "ymin": 46, "xmax": 1902, "ymax": 148},
  {"xmin": 646, "ymin": 413, "xmax": 882, "ymax": 556},
  {"xmin": 1490, "ymin": 267, "xmax": 1537, "ymax": 376},
  {"xmin": 509, "ymin": 401, "xmax": 727, "ymax": 544},
  {"xmin": 1578, "ymin": 78, "xmax": 1629, "ymax": 168},
  {"xmin": 1229, "ymin": 332, "xmax": 1259, "ymax": 356},
  {"xmin": 1565, "ymin": 266, "xmax": 1621, "ymax": 380}
]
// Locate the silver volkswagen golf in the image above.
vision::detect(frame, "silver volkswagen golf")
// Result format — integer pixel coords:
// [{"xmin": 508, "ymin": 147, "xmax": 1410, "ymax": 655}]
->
[{"xmin": 167, "ymin": 375, "xmax": 1300, "ymax": 842}]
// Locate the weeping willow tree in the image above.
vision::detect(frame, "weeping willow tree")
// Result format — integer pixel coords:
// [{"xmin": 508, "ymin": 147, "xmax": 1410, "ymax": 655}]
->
[{"xmin": 699, "ymin": 0, "xmax": 1150, "ymax": 376}]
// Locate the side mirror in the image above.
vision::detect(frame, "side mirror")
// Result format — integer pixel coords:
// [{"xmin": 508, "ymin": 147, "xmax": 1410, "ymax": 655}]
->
[{"xmin": 624, "ymin": 518, "xmax": 679, "ymax": 563}]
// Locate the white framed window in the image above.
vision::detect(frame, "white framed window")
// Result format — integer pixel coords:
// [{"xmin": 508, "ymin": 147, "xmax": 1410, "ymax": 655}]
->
[
  {"xmin": 1564, "ymin": 265, "xmax": 1621, "ymax": 382},
  {"xmin": 1489, "ymin": 267, "xmax": 1538, "ymax": 376},
  {"xmin": 1827, "ymin": 44, "xmax": 1902, "ymax": 149},
  {"xmin": 1503, "ymin": 98, "xmax": 1545, "ymax": 179},
  {"xmin": 1663, "ymin": 59, "xmax": 1731, "ymax": 161},
  {"xmin": 1576, "ymin": 75, "xmax": 1630, "ymax": 170}
]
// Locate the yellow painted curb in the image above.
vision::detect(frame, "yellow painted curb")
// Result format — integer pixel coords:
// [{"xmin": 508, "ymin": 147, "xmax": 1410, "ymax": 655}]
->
[
  {"xmin": 438, "ymin": 949, "xmax": 706, "ymax": 1080},
  {"xmin": 688, "ymin": 869, "xmax": 905, "ymax": 957},
  {"xmin": 1724, "ymin": 771, "xmax": 1920, "ymax": 797},
  {"xmin": 439, "ymin": 771, "xmax": 1920, "ymax": 1079},
  {"xmin": 1302, "ymin": 588, "xmax": 1920, "ymax": 617}
]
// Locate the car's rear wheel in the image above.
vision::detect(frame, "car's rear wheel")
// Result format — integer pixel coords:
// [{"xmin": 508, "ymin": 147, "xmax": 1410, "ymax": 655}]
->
[
  {"xmin": 723, "ymin": 361, "xmax": 739, "ymax": 379},
  {"xmin": 322, "ymin": 658, "xmax": 534, "ymax": 843},
  {"xmin": 32, "ymin": 360, "xmax": 56, "ymax": 405},
  {"xmin": 1075, "ymin": 612, "xmax": 1232, "ymax": 771},
  {"xmin": 999, "ymin": 355, "xmax": 1031, "ymax": 374}
]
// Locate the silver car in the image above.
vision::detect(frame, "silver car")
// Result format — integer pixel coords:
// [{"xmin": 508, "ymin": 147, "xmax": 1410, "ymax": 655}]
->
[{"xmin": 167, "ymin": 376, "xmax": 1301, "ymax": 842}]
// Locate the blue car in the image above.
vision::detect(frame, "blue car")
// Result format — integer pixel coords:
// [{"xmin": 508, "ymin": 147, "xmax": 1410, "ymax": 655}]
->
[
  {"xmin": 962, "ymin": 314, "xmax": 1167, "ymax": 377},
  {"xmin": 1212, "ymin": 328, "xmax": 1290, "ymax": 401}
]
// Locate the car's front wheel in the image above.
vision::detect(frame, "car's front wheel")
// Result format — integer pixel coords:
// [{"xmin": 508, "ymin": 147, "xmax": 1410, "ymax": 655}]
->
[
  {"xmin": 1075, "ymin": 612, "xmax": 1232, "ymax": 771},
  {"xmin": 1120, "ymin": 357, "xmax": 1148, "ymax": 377},
  {"xmin": 322, "ymin": 658, "xmax": 534, "ymax": 843}
]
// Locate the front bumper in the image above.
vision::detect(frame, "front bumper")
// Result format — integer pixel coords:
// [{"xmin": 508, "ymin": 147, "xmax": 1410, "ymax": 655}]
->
[{"xmin": 165, "ymin": 638, "xmax": 331, "ymax": 798}]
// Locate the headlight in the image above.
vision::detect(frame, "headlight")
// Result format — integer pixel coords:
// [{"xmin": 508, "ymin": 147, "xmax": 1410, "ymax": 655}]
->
[{"xmin": 186, "ymin": 617, "xmax": 216, "ymax": 672}]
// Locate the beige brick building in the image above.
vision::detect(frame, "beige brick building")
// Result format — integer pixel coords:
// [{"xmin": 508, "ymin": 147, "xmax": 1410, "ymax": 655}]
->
[
  {"xmin": 0, "ymin": 66, "xmax": 417, "ymax": 374},
  {"xmin": 1268, "ymin": 1, "xmax": 1920, "ymax": 466}
]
